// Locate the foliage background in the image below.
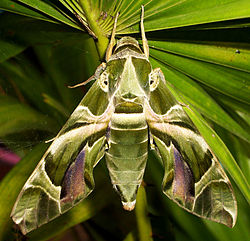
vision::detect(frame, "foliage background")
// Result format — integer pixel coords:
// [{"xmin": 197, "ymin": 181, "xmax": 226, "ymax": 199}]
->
[{"xmin": 0, "ymin": 0, "xmax": 249, "ymax": 240}]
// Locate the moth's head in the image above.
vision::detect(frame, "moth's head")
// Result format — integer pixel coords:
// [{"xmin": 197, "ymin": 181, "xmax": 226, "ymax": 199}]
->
[
  {"xmin": 114, "ymin": 37, "xmax": 142, "ymax": 54},
  {"xmin": 98, "ymin": 36, "xmax": 152, "ymax": 106}
]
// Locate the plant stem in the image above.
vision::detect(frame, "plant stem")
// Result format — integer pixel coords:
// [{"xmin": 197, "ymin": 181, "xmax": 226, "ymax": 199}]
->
[
  {"xmin": 79, "ymin": 0, "xmax": 109, "ymax": 59},
  {"xmin": 135, "ymin": 185, "xmax": 153, "ymax": 241}
]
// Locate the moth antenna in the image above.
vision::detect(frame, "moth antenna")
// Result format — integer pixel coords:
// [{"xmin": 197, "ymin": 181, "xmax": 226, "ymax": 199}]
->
[
  {"xmin": 105, "ymin": 12, "xmax": 119, "ymax": 61},
  {"xmin": 141, "ymin": 5, "xmax": 149, "ymax": 58},
  {"xmin": 68, "ymin": 63, "xmax": 106, "ymax": 88},
  {"xmin": 68, "ymin": 76, "xmax": 95, "ymax": 88},
  {"xmin": 178, "ymin": 101, "xmax": 189, "ymax": 108},
  {"xmin": 45, "ymin": 137, "xmax": 56, "ymax": 143}
]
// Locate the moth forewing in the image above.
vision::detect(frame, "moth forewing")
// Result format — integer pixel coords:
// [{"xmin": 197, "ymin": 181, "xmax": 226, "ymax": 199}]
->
[
  {"xmin": 10, "ymin": 72, "xmax": 113, "ymax": 234},
  {"xmin": 144, "ymin": 68, "xmax": 237, "ymax": 227}
]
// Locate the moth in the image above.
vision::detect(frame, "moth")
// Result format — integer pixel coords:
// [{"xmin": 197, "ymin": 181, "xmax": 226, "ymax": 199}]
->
[{"xmin": 11, "ymin": 7, "xmax": 237, "ymax": 234}]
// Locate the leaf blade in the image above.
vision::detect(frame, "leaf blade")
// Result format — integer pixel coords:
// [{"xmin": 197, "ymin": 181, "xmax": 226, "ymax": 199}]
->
[
  {"xmin": 16, "ymin": 0, "xmax": 81, "ymax": 30},
  {"xmin": 117, "ymin": 0, "xmax": 250, "ymax": 33}
]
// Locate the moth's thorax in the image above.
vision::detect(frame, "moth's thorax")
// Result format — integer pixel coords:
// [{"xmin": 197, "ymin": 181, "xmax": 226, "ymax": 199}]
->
[
  {"xmin": 106, "ymin": 37, "xmax": 152, "ymax": 112},
  {"xmin": 116, "ymin": 56, "xmax": 146, "ymax": 96},
  {"xmin": 111, "ymin": 55, "xmax": 148, "ymax": 113},
  {"xmin": 114, "ymin": 36, "xmax": 142, "ymax": 55}
]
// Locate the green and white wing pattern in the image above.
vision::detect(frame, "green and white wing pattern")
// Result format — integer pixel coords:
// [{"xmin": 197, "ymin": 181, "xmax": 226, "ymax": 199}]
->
[
  {"xmin": 145, "ymin": 68, "xmax": 237, "ymax": 227},
  {"xmin": 11, "ymin": 78, "xmax": 112, "ymax": 234}
]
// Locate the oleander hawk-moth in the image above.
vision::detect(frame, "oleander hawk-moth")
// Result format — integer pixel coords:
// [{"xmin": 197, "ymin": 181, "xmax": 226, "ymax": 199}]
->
[{"xmin": 11, "ymin": 7, "xmax": 237, "ymax": 234}]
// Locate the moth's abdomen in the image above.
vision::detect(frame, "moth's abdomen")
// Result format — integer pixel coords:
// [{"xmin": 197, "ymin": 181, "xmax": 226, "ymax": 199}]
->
[{"xmin": 105, "ymin": 112, "xmax": 148, "ymax": 210}]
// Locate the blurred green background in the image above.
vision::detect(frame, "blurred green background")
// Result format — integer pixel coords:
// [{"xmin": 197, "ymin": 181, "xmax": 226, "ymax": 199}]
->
[{"xmin": 0, "ymin": 1, "xmax": 249, "ymax": 240}]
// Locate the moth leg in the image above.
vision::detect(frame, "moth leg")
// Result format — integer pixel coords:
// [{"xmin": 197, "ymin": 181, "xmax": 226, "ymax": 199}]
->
[
  {"xmin": 45, "ymin": 136, "xmax": 56, "ymax": 143},
  {"xmin": 141, "ymin": 5, "xmax": 149, "ymax": 59},
  {"xmin": 151, "ymin": 68, "xmax": 166, "ymax": 82},
  {"xmin": 149, "ymin": 67, "xmax": 166, "ymax": 91},
  {"xmin": 105, "ymin": 12, "xmax": 119, "ymax": 61},
  {"xmin": 68, "ymin": 62, "xmax": 106, "ymax": 88},
  {"xmin": 178, "ymin": 102, "xmax": 189, "ymax": 108}
]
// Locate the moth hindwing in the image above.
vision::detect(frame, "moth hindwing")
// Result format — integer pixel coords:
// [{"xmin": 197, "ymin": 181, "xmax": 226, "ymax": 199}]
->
[{"xmin": 11, "ymin": 7, "xmax": 237, "ymax": 234}]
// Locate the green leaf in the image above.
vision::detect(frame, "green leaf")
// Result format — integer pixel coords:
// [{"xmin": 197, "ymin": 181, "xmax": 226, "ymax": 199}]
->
[
  {"xmin": 33, "ymin": 36, "xmax": 99, "ymax": 111},
  {"xmin": 16, "ymin": 0, "xmax": 82, "ymax": 30},
  {"xmin": 214, "ymin": 128, "xmax": 250, "ymax": 182},
  {"xmin": 148, "ymin": 40, "xmax": 250, "ymax": 74},
  {"xmin": 123, "ymin": 232, "xmax": 137, "ymax": 241},
  {"xmin": 0, "ymin": 59, "xmax": 55, "ymax": 115},
  {"xmin": 42, "ymin": 93, "xmax": 70, "ymax": 118},
  {"xmin": 0, "ymin": 0, "xmax": 57, "ymax": 23},
  {"xmin": 214, "ymin": 92, "xmax": 250, "ymax": 118},
  {"xmin": 0, "ymin": 96, "xmax": 59, "ymax": 137},
  {"xmin": 0, "ymin": 38, "xmax": 27, "ymax": 63},
  {"xmin": 116, "ymin": 0, "xmax": 250, "ymax": 33},
  {"xmin": 135, "ymin": 186, "xmax": 153, "ymax": 241},
  {"xmin": 0, "ymin": 13, "xmax": 85, "ymax": 46},
  {"xmin": 58, "ymin": 0, "xmax": 87, "ymax": 22}
]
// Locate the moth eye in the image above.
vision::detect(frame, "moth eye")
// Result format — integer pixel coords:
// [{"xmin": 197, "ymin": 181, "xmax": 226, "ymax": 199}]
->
[
  {"xmin": 149, "ymin": 72, "xmax": 159, "ymax": 91},
  {"xmin": 99, "ymin": 72, "xmax": 109, "ymax": 92}
]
